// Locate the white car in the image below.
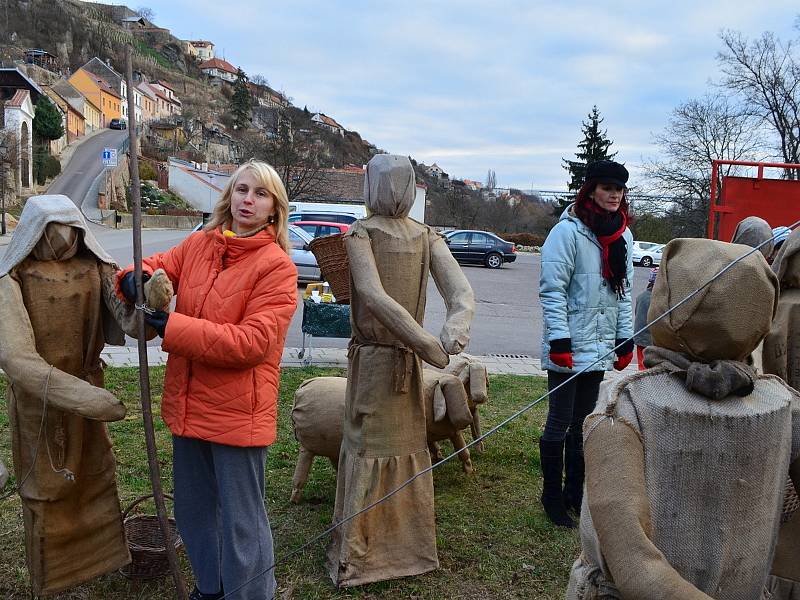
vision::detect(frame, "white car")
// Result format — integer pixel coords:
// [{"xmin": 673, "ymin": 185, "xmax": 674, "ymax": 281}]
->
[
  {"xmin": 288, "ymin": 224, "xmax": 322, "ymax": 281},
  {"xmin": 632, "ymin": 241, "xmax": 664, "ymax": 267}
]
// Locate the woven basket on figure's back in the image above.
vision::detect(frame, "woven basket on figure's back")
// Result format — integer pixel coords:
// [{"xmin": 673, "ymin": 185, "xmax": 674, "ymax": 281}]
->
[{"xmin": 309, "ymin": 233, "xmax": 351, "ymax": 304}]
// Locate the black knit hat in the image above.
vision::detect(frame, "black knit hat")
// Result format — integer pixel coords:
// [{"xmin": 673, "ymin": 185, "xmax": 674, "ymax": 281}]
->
[{"xmin": 586, "ymin": 160, "xmax": 629, "ymax": 188}]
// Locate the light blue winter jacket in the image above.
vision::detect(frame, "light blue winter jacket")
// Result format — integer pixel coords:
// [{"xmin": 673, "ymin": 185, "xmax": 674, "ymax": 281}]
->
[{"xmin": 539, "ymin": 205, "xmax": 634, "ymax": 372}]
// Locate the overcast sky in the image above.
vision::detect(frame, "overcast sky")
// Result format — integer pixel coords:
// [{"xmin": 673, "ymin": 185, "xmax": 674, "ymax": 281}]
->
[{"xmin": 128, "ymin": 1, "xmax": 798, "ymax": 190}]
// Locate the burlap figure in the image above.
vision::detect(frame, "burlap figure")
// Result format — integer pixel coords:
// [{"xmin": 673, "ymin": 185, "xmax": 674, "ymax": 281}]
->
[
  {"xmin": 763, "ymin": 227, "xmax": 800, "ymax": 599},
  {"xmin": 0, "ymin": 196, "xmax": 147, "ymax": 596},
  {"xmin": 326, "ymin": 155, "xmax": 475, "ymax": 587},
  {"xmin": 731, "ymin": 217, "xmax": 774, "ymax": 373},
  {"xmin": 566, "ymin": 238, "xmax": 800, "ymax": 600}
]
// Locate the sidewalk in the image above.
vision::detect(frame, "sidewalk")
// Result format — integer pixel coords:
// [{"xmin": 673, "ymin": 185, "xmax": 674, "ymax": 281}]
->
[{"xmin": 100, "ymin": 344, "xmax": 640, "ymax": 378}]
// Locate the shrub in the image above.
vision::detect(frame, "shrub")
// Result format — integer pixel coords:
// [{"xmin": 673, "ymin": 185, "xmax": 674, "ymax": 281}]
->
[
  {"xmin": 503, "ymin": 232, "xmax": 547, "ymax": 247},
  {"xmin": 139, "ymin": 161, "xmax": 157, "ymax": 181}
]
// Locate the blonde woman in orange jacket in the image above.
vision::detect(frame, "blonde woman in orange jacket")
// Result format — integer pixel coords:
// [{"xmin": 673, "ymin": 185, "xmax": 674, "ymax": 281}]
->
[{"xmin": 117, "ymin": 160, "xmax": 297, "ymax": 600}]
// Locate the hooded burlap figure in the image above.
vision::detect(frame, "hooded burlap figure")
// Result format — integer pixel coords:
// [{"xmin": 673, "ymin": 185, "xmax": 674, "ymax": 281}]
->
[
  {"xmin": 763, "ymin": 227, "xmax": 800, "ymax": 599},
  {"xmin": 0, "ymin": 195, "xmax": 146, "ymax": 595},
  {"xmin": 326, "ymin": 155, "xmax": 475, "ymax": 587},
  {"xmin": 567, "ymin": 238, "xmax": 800, "ymax": 600},
  {"xmin": 731, "ymin": 216, "xmax": 775, "ymax": 259},
  {"xmin": 731, "ymin": 216, "xmax": 775, "ymax": 373}
]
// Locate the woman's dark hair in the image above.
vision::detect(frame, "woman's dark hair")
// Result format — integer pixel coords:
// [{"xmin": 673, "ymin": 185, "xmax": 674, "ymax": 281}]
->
[{"xmin": 574, "ymin": 180, "xmax": 629, "ymax": 226}]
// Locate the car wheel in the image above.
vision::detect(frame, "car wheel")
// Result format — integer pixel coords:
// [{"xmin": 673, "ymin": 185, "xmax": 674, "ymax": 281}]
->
[
  {"xmin": 641, "ymin": 256, "xmax": 653, "ymax": 267},
  {"xmin": 485, "ymin": 252, "xmax": 503, "ymax": 269}
]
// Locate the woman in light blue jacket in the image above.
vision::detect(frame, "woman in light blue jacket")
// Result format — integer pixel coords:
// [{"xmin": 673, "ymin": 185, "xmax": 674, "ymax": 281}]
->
[{"xmin": 537, "ymin": 160, "xmax": 634, "ymax": 528}]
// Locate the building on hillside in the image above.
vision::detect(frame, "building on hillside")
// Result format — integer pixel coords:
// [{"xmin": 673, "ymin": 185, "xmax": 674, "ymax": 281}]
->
[
  {"xmin": 121, "ymin": 16, "xmax": 147, "ymax": 29},
  {"xmin": 149, "ymin": 83, "xmax": 181, "ymax": 119},
  {"xmin": 462, "ymin": 179, "xmax": 483, "ymax": 191},
  {"xmin": 183, "ymin": 40, "xmax": 215, "ymax": 61},
  {"xmin": 44, "ymin": 86, "xmax": 85, "ymax": 143},
  {"xmin": 0, "ymin": 67, "xmax": 45, "ymax": 105},
  {"xmin": 78, "ymin": 57, "xmax": 129, "ymax": 119},
  {"xmin": 136, "ymin": 82, "xmax": 158, "ymax": 123},
  {"xmin": 310, "ymin": 113, "xmax": 345, "ymax": 136},
  {"xmin": 24, "ymin": 49, "xmax": 59, "ymax": 72},
  {"xmin": 199, "ymin": 58, "xmax": 237, "ymax": 84},
  {"xmin": 149, "ymin": 121, "xmax": 187, "ymax": 148},
  {"xmin": 2, "ymin": 89, "xmax": 35, "ymax": 191},
  {"xmin": 51, "ymin": 79, "xmax": 101, "ymax": 134},
  {"xmin": 68, "ymin": 68, "xmax": 122, "ymax": 127}
]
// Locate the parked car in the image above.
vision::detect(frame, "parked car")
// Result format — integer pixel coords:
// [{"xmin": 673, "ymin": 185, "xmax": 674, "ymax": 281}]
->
[
  {"xmin": 632, "ymin": 242, "xmax": 664, "ymax": 267},
  {"xmin": 289, "ymin": 211, "xmax": 359, "ymax": 225},
  {"xmin": 293, "ymin": 220, "xmax": 350, "ymax": 239},
  {"xmin": 443, "ymin": 230, "xmax": 517, "ymax": 269},
  {"xmin": 289, "ymin": 224, "xmax": 322, "ymax": 281},
  {"xmin": 109, "ymin": 118, "xmax": 127, "ymax": 130}
]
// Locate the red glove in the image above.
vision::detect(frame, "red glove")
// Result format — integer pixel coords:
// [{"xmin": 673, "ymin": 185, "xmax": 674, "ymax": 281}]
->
[
  {"xmin": 549, "ymin": 352, "xmax": 574, "ymax": 369},
  {"xmin": 613, "ymin": 352, "xmax": 633, "ymax": 371}
]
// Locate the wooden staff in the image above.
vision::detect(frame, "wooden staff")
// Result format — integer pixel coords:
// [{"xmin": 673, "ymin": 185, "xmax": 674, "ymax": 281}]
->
[{"xmin": 124, "ymin": 45, "xmax": 188, "ymax": 600}]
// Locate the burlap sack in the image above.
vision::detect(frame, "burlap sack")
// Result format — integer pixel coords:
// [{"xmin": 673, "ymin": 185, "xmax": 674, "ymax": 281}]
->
[
  {"xmin": 772, "ymin": 228, "xmax": 800, "ymax": 288},
  {"xmin": 648, "ymin": 238, "xmax": 778, "ymax": 361}
]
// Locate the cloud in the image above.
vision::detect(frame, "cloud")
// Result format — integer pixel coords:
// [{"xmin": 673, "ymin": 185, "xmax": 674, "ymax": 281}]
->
[{"xmin": 146, "ymin": 0, "xmax": 799, "ymax": 189}]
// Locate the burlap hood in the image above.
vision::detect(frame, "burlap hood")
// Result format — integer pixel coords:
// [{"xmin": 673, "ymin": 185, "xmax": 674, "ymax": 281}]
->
[
  {"xmin": 363, "ymin": 154, "xmax": 415, "ymax": 218},
  {"xmin": 772, "ymin": 227, "xmax": 800, "ymax": 288},
  {"xmin": 731, "ymin": 216, "xmax": 774, "ymax": 258},
  {"xmin": 0, "ymin": 195, "xmax": 116, "ymax": 277},
  {"xmin": 648, "ymin": 238, "xmax": 778, "ymax": 361}
]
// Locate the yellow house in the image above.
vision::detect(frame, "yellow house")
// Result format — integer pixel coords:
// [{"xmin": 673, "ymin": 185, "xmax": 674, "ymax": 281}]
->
[
  {"xmin": 68, "ymin": 68, "xmax": 122, "ymax": 127},
  {"xmin": 44, "ymin": 87, "xmax": 85, "ymax": 143},
  {"xmin": 82, "ymin": 96, "xmax": 102, "ymax": 132}
]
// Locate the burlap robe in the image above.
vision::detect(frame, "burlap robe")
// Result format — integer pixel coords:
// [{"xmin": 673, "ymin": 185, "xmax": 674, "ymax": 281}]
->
[
  {"xmin": 763, "ymin": 289, "xmax": 800, "ymax": 597},
  {"xmin": 567, "ymin": 364, "xmax": 799, "ymax": 600},
  {"xmin": 4, "ymin": 253, "xmax": 133, "ymax": 595},
  {"xmin": 326, "ymin": 219, "xmax": 439, "ymax": 587}
]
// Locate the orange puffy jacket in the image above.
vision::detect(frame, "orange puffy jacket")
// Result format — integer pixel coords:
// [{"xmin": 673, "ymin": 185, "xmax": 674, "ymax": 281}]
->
[{"xmin": 117, "ymin": 228, "xmax": 297, "ymax": 446}]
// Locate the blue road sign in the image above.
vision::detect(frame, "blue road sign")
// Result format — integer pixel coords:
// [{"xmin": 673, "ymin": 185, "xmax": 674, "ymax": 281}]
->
[{"xmin": 102, "ymin": 148, "xmax": 118, "ymax": 167}]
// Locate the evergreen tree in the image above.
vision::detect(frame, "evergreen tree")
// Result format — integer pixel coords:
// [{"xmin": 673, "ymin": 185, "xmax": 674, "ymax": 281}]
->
[
  {"xmin": 554, "ymin": 106, "xmax": 616, "ymax": 215},
  {"xmin": 230, "ymin": 68, "xmax": 251, "ymax": 130},
  {"xmin": 33, "ymin": 96, "xmax": 64, "ymax": 144}
]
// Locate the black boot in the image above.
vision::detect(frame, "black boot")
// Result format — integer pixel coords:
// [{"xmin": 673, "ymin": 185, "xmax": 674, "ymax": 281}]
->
[
  {"xmin": 538, "ymin": 438, "xmax": 576, "ymax": 528},
  {"xmin": 563, "ymin": 430, "xmax": 584, "ymax": 515},
  {"xmin": 189, "ymin": 586, "xmax": 224, "ymax": 600}
]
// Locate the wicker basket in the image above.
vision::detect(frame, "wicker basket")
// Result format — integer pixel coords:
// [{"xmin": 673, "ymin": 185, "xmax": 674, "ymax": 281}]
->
[
  {"xmin": 782, "ymin": 477, "xmax": 799, "ymax": 524},
  {"xmin": 119, "ymin": 494, "xmax": 183, "ymax": 580},
  {"xmin": 309, "ymin": 233, "xmax": 351, "ymax": 304}
]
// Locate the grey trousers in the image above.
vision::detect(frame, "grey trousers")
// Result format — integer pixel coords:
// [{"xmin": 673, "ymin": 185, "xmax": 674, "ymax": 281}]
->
[{"xmin": 173, "ymin": 436, "xmax": 277, "ymax": 600}]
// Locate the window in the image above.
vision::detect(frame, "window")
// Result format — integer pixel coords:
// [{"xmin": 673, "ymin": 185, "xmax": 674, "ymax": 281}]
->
[
  {"xmin": 318, "ymin": 225, "xmax": 339, "ymax": 237},
  {"xmin": 470, "ymin": 233, "xmax": 491, "ymax": 246},
  {"xmin": 289, "ymin": 230, "xmax": 306, "ymax": 250},
  {"xmin": 448, "ymin": 232, "xmax": 469, "ymax": 244},
  {"xmin": 297, "ymin": 224, "xmax": 316, "ymax": 236}
]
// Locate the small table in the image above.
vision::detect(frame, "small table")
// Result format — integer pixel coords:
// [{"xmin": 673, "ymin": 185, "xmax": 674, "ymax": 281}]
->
[{"xmin": 298, "ymin": 299, "xmax": 351, "ymax": 365}]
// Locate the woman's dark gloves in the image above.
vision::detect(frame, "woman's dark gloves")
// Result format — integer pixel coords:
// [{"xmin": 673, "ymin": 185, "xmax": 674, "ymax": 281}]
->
[
  {"xmin": 613, "ymin": 338, "xmax": 634, "ymax": 371},
  {"xmin": 120, "ymin": 271, "xmax": 151, "ymax": 303},
  {"xmin": 549, "ymin": 338, "xmax": 573, "ymax": 370},
  {"xmin": 144, "ymin": 310, "xmax": 169, "ymax": 338}
]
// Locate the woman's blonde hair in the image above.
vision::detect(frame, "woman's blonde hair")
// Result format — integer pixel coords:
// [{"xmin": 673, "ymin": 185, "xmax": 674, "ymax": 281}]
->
[{"xmin": 204, "ymin": 160, "xmax": 291, "ymax": 254}]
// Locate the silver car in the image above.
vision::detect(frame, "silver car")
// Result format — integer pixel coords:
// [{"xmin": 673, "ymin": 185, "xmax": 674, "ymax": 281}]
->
[{"xmin": 289, "ymin": 224, "xmax": 322, "ymax": 281}]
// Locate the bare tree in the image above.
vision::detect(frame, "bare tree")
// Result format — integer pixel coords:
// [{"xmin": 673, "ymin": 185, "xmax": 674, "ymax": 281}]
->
[
  {"xmin": 485, "ymin": 169, "xmax": 496, "ymax": 192},
  {"xmin": 642, "ymin": 93, "xmax": 765, "ymax": 237},
  {"xmin": 136, "ymin": 6, "xmax": 155, "ymax": 21},
  {"xmin": 260, "ymin": 118, "xmax": 325, "ymax": 201},
  {"xmin": 718, "ymin": 29, "xmax": 800, "ymax": 175}
]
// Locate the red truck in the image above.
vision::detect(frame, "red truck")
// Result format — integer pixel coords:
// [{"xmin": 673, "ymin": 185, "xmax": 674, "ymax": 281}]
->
[{"xmin": 708, "ymin": 159, "xmax": 800, "ymax": 240}]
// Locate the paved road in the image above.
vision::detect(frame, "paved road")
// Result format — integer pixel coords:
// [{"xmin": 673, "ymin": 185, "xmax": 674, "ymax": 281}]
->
[
  {"xmin": 92, "ymin": 227, "xmax": 650, "ymax": 357},
  {"xmin": 48, "ymin": 129, "xmax": 127, "ymax": 207}
]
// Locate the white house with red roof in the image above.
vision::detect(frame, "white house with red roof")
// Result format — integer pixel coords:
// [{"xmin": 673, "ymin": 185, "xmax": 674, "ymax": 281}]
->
[
  {"xmin": 311, "ymin": 112, "xmax": 345, "ymax": 136},
  {"xmin": 184, "ymin": 40, "xmax": 215, "ymax": 61},
  {"xmin": 199, "ymin": 58, "xmax": 237, "ymax": 84}
]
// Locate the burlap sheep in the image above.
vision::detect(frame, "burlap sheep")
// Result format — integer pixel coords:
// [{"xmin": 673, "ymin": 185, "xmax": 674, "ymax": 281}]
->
[{"xmin": 290, "ymin": 355, "xmax": 489, "ymax": 503}]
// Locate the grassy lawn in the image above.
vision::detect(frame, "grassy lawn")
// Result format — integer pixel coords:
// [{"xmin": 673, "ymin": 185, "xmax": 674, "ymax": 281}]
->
[{"xmin": 0, "ymin": 368, "xmax": 579, "ymax": 599}]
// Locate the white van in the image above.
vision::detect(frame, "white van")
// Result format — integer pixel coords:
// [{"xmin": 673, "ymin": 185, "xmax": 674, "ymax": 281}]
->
[{"xmin": 287, "ymin": 201, "xmax": 367, "ymax": 225}]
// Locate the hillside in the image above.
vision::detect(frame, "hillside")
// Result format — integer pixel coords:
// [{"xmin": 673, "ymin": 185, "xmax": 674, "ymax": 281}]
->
[{"xmin": 0, "ymin": 0, "xmax": 378, "ymax": 168}]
